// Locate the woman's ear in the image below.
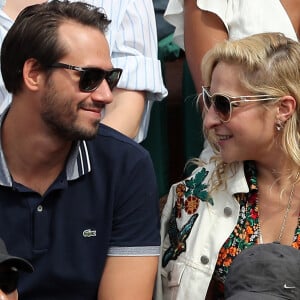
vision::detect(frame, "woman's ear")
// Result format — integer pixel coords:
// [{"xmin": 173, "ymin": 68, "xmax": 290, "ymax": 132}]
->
[
  {"xmin": 276, "ymin": 95, "xmax": 296, "ymax": 123},
  {"xmin": 22, "ymin": 58, "xmax": 44, "ymax": 91}
]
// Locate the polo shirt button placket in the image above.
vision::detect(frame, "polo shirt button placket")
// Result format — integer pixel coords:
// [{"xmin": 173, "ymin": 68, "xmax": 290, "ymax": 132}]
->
[
  {"xmin": 37, "ymin": 205, "xmax": 43, "ymax": 212},
  {"xmin": 33, "ymin": 203, "xmax": 50, "ymax": 251}
]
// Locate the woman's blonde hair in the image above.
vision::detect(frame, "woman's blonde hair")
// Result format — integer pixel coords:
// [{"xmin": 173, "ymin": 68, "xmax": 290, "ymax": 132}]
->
[{"xmin": 198, "ymin": 32, "xmax": 300, "ymax": 190}]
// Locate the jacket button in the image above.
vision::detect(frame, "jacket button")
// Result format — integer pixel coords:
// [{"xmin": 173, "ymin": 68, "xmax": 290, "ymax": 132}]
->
[
  {"xmin": 200, "ymin": 255, "xmax": 209, "ymax": 264},
  {"xmin": 224, "ymin": 207, "xmax": 232, "ymax": 216}
]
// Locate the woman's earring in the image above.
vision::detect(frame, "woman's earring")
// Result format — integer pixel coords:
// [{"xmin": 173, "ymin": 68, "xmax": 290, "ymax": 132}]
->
[{"xmin": 275, "ymin": 120, "xmax": 284, "ymax": 131}]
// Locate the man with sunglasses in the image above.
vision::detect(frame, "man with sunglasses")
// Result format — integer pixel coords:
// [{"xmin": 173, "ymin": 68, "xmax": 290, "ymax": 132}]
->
[
  {"xmin": 0, "ymin": 1, "xmax": 160, "ymax": 299},
  {"xmin": 0, "ymin": 0, "xmax": 167, "ymax": 143},
  {"xmin": 0, "ymin": 238, "xmax": 33, "ymax": 300}
]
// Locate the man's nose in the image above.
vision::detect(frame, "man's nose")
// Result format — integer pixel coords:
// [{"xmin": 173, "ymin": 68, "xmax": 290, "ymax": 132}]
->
[{"xmin": 90, "ymin": 79, "xmax": 113, "ymax": 104}]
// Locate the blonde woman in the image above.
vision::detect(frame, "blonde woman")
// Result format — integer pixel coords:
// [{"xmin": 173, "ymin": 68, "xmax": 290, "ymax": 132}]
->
[{"xmin": 155, "ymin": 32, "xmax": 300, "ymax": 299}]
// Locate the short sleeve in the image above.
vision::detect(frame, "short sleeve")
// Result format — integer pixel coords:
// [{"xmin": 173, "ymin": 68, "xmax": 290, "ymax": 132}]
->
[
  {"xmin": 164, "ymin": 0, "xmax": 298, "ymax": 50},
  {"xmin": 102, "ymin": 0, "xmax": 168, "ymax": 142},
  {"xmin": 164, "ymin": 0, "xmax": 230, "ymax": 50},
  {"xmin": 108, "ymin": 151, "xmax": 161, "ymax": 256},
  {"xmin": 111, "ymin": 1, "xmax": 167, "ymax": 102}
]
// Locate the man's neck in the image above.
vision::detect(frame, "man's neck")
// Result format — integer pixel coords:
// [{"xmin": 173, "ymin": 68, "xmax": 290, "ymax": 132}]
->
[{"xmin": 1, "ymin": 107, "xmax": 73, "ymax": 195}]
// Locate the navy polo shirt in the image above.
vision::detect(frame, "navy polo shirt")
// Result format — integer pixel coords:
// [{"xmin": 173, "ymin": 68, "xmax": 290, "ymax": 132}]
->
[{"xmin": 0, "ymin": 116, "xmax": 160, "ymax": 299}]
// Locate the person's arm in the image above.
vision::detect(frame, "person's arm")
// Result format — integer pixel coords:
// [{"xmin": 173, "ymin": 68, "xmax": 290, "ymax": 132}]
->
[
  {"xmin": 101, "ymin": 88, "xmax": 145, "ymax": 139},
  {"xmin": 184, "ymin": 0, "xmax": 228, "ymax": 94},
  {"xmin": 98, "ymin": 256, "xmax": 158, "ymax": 300},
  {"xmin": 97, "ymin": 144, "xmax": 160, "ymax": 299},
  {"xmin": 101, "ymin": 0, "xmax": 166, "ymax": 142}
]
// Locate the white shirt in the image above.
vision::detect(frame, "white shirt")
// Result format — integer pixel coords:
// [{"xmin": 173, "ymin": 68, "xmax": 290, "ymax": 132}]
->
[
  {"xmin": 0, "ymin": 0, "xmax": 168, "ymax": 142},
  {"xmin": 164, "ymin": 0, "xmax": 298, "ymax": 50},
  {"xmin": 0, "ymin": 1, "xmax": 12, "ymax": 114}
]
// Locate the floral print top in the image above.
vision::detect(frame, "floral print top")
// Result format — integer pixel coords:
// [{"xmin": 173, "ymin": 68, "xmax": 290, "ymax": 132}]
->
[{"xmin": 212, "ymin": 161, "xmax": 300, "ymax": 298}]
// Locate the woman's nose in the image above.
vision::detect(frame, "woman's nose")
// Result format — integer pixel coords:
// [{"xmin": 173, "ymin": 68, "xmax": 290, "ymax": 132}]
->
[{"xmin": 203, "ymin": 106, "xmax": 222, "ymax": 130}]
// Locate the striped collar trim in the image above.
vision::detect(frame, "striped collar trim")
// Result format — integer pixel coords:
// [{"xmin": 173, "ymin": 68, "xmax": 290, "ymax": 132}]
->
[{"xmin": 66, "ymin": 140, "xmax": 92, "ymax": 181}]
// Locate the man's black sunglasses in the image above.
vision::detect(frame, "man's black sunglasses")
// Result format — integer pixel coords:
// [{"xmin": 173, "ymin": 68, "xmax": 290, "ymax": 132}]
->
[
  {"xmin": 0, "ymin": 266, "xmax": 18, "ymax": 294},
  {"xmin": 49, "ymin": 62, "xmax": 123, "ymax": 92}
]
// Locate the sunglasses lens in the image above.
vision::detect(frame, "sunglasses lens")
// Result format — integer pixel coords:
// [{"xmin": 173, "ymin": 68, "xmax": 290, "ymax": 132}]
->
[
  {"xmin": 202, "ymin": 89, "xmax": 212, "ymax": 110},
  {"xmin": 0, "ymin": 267, "xmax": 18, "ymax": 294},
  {"xmin": 79, "ymin": 69, "xmax": 105, "ymax": 92},
  {"xmin": 79, "ymin": 69, "xmax": 122, "ymax": 92},
  {"xmin": 106, "ymin": 69, "xmax": 122, "ymax": 91},
  {"xmin": 213, "ymin": 95, "xmax": 231, "ymax": 121}
]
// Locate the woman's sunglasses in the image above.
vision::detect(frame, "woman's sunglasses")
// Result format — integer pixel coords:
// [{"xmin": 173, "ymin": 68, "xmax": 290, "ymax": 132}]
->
[
  {"xmin": 0, "ymin": 266, "xmax": 18, "ymax": 294},
  {"xmin": 49, "ymin": 62, "xmax": 123, "ymax": 92},
  {"xmin": 202, "ymin": 86, "xmax": 279, "ymax": 122}
]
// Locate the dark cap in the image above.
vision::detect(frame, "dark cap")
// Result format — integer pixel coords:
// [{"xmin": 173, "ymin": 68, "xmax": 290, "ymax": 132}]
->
[
  {"xmin": 0, "ymin": 238, "xmax": 33, "ymax": 273},
  {"xmin": 224, "ymin": 242, "xmax": 300, "ymax": 300}
]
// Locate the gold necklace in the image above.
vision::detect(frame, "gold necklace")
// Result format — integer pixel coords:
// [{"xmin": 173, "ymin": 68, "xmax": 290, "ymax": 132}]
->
[{"xmin": 259, "ymin": 170, "xmax": 300, "ymax": 244}]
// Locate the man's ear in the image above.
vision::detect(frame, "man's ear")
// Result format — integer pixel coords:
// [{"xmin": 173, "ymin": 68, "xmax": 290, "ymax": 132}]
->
[
  {"xmin": 22, "ymin": 58, "xmax": 44, "ymax": 91},
  {"xmin": 276, "ymin": 95, "xmax": 296, "ymax": 123}
]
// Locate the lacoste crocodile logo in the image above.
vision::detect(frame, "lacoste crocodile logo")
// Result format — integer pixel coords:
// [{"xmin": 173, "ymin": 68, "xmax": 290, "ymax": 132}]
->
[{"xmin": 83, "ymin": 229, "xmax": 96, "ymax": 238}]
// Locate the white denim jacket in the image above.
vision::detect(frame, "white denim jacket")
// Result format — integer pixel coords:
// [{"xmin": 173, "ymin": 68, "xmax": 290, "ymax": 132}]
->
[{"xmin": 155, "ymin": 162, "xmax": 249, "ymax": 299}]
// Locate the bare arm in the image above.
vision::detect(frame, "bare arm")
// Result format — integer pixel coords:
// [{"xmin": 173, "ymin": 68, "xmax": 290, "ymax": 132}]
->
[
  {"xmin": 101, "ymin": 88, "xmax": 145, "ymax": 139},
  {"xmin": 184, "ymin": 0, "xmax": 228, "ymax": 94},
  {"xmin": 101, "ymin": 0, "xmax": 166, "ymax": 142},
  {"xmin": 98, "ymin": 256, "xmax": 158, "ymax": 300}
]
